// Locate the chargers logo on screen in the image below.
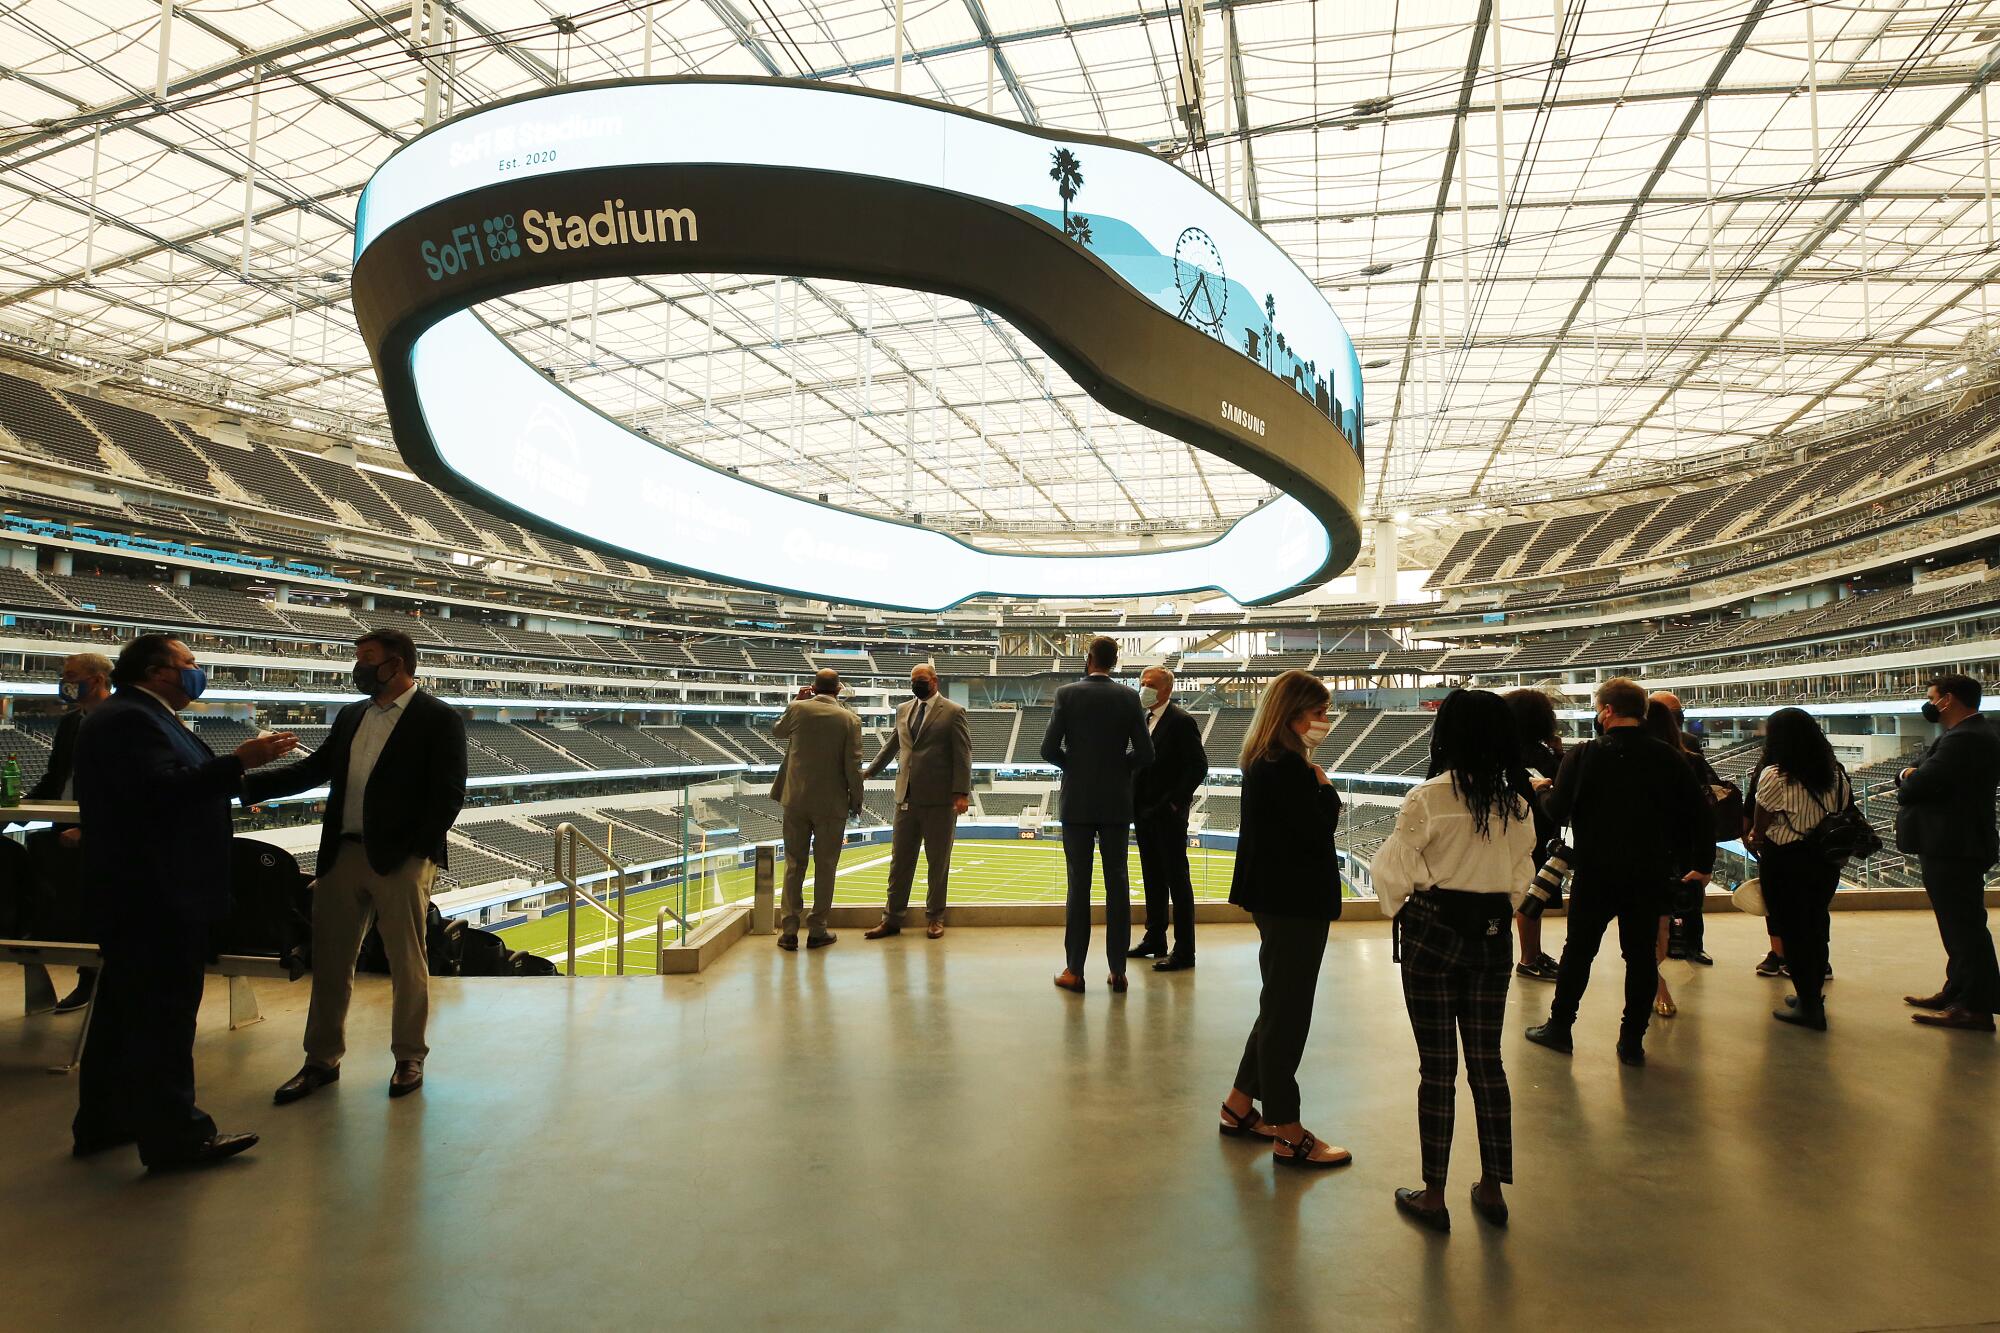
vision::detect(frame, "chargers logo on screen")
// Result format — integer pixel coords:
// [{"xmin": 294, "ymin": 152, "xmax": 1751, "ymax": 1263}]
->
[{"xmin": 511, "ymin": 406, "xmax": 590, "ymax": 508}]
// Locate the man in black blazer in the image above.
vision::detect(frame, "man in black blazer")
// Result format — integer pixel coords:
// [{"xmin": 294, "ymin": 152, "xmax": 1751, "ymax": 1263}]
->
[
  {"xmin": 245, "ymin": 628, "xmax": 469, "ymax": 1099},
  {"xmin": 1040, "ymin": 636, "xmax": 1153, "ymax": 992},
  {"xmin": 23, "ymin": 652, "xmax": 112, "ymax": 1011},
  {"xmin": 1897, "ymin": 673, "xmax": 2000, "ymax": 1031},
  {"xmin": 1130, "ymin": 666, "xmax": 1209, "ymax": 971},
  {"xmin": 71, "ymin": 634, "xmax": 297, "ymax": 1168}
]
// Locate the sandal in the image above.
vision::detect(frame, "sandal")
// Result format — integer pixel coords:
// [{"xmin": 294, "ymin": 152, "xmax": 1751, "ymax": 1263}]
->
[
  {"xmin": 1273, "ymin": 1128, "xmax": 1352, "ymax": 1170},
  {"xmin": 1219, "ymin": 1103, "xmax": 1275, "ymax": 1139},
  {"xmin": 1655, "ymin": 997, "xmax": 1677, "ymax": 1018}
]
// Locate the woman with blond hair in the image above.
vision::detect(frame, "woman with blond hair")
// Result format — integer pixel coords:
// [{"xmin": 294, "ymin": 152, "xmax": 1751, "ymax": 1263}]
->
[{"xmin": 1217, "ymin": 670, "xmax": 1351, "ymax": 1169}]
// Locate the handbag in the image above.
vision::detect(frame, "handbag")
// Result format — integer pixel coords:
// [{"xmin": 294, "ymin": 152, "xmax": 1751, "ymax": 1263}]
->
[{"xmin": 1732, "ymin": 877, "xmax": 1766, "ymax": 916}]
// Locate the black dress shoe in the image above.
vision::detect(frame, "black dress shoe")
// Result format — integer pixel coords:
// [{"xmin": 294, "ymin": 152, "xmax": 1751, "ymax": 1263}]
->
[
  {"xmin": 1524, "ymin": 1022, "xmax": 1572, "ymax": 1054},
  {"xmin": 1128, "ymin": 937, "xmax": 1167, "ymax": 959},
  {"xmin": 52, "ymin": 982, "xmax": 96, "ymax": 1014},
  {"xmin": 806, "ymin": 932, "xmax": 838, "ymax": 949},
  {"xmin": 1470, "ymin": 1185, "xmax": 1509, "ymax": 1227},
  {"xmin": 1616, "ymin": 1040, "xmax": 1646, "ymax": 1067},
  {"xmin": 776, "ymin": 933, "xmax": 798, "ymax": 951},
  {"xmin": 1774, "ymin": 1003, "xmax": 1826, "ymax": 1030},
  {"xmin": 1690, "ymin": 950, "xmax": 1714, "ymax": 966},
  {"xmin": 389, "ymin": 1060, "xmax": 424, "ymax": 1098},
  {"xmin": 1395, "ymin": 1188, "xmax": 1450, "ymax": 1233},
  {"xmin": 273, "ymin": 1062, "xmax": 340, "ymax": 1105},
  {"xmin": 147, "ymin": 1132, "xmax": 258, "ymax": 1172},
  {"xmin": 1153, "ymin": 955, "xmax": 1195, "ymax": 972}
]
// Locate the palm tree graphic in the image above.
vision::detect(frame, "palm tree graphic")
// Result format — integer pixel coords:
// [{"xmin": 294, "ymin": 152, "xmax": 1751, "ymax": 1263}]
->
[
  {"xmin": 1050, "ymin": 148, "xmax": 1084, "ymax": 233},
  {"xmin": 1066, "ymin": 214, "xmax": 1093, "ymax": 246}
]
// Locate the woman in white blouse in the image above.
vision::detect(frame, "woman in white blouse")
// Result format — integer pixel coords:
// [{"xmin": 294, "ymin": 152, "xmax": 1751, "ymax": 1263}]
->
[
  {"xmin": 1373, "ymin": 690, "xmax": 1539, "ymax": 1233},
  {"xmin": 1745, "ymin": 707, "xmax": 1849, "ymax": 1030}
]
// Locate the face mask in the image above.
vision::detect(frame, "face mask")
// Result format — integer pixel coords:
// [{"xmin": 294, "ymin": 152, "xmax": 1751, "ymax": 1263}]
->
[
  {"xmin": 1592, "ymin": 715, "xmax": 1606, "ymax": 737},
  {"xmin": 353, "ymin": 661, "xmax": 385, "ymax": 695},
  {"xmin": 1922, "ymin": 700, "xmax": 1943, "ymax": 724},
  {"xmin": 1139, "ymin": 686, "xmax": 1160, "ymax": 710},
  {"xmin": 57, "ymin": 679, "xmax": 82, "ymax": 704},
  {"xmin": 1303, "ymin": 718, "xmax": 1333, "ymax": 747},
  {"xmin": 176, "ymin": 666, "xmax": 207, "ymax": 702},
  {"xmin": 911, "ymin": 678, "xmax": 935, "ymax": 700}
]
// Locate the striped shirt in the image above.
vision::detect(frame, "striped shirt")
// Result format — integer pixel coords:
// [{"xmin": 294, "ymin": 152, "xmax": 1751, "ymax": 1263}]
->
[{"xmin": 1753, "ymin": 765, "xmax": 1849, "ymax": 845}]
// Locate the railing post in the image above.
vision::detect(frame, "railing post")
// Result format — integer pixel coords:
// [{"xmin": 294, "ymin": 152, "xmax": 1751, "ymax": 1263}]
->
[
  {"xmin": 560, "ymin": 826, "xmax": 577, "ymax": 978},
  {"xmin": 615, "ymin": 866, "xmax": 627, "ymax": 976},
  {"xmin": 751, "ymin": 844, "xmax": 776, "ymax": 934}
]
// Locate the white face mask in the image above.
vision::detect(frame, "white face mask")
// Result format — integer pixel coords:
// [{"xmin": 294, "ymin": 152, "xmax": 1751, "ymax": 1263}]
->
[
  {"xmin": 1303, "ymin": 718, "xmax": 1333, "ymax": 747},
  {"xmin": 1139, "ymin": 685, "xmax": 1161, "ymax": 710}
]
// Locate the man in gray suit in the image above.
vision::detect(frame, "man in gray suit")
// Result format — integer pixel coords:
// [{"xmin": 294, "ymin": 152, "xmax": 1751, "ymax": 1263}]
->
[
  {"xmin": 1041, "ymin": 636, "xmax": 1154, "ymax": 993},
  {"xmin": 862, "ymin": 664, "xmax": 973, "ymax": 940},
  {"xmin": 771, "ymin": 669, "xmax": 863, "ymax": 950}
]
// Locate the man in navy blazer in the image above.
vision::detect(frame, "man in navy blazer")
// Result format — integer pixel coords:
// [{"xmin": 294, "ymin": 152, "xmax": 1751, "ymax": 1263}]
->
[
  {"xmin": 71, "ymin": 634, "xmax": 297, "ymax": 1169},
  {"xmin": 1041, "ymin": 636, "xmax": 1154, "ymax": 993}
]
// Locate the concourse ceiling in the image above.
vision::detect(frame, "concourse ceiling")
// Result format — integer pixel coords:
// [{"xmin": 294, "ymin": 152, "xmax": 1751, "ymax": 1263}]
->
[{"xmin": 4, "ymin": 0, "xmax": 2000, "ymax": 558}]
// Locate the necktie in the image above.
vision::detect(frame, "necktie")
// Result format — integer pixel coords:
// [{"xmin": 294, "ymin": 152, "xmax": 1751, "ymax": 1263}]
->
[{"xmin": 912, "ymin": 701, "xmax": 927, "ymax": 738}]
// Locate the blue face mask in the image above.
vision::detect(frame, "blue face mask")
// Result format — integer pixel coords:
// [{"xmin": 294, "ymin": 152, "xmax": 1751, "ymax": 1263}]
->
[
  {"xmin": 177, "ymin": 666, "xmax": 208, "ymax": 701},
  {"xmin": 57, "ymin": 679, "xmax": 82, "ymax": 704}
]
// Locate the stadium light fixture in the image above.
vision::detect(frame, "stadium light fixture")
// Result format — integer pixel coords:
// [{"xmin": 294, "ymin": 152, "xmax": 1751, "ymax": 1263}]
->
[{"xmin": 351, "ymin": 78, "xmax": 1365, "ymax": 611}]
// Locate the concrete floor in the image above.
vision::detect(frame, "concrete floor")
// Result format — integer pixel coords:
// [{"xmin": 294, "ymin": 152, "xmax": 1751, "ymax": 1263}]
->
[{"xmin": 2, "ymin": 911, "xmax": 1996, "ymax": 1331}]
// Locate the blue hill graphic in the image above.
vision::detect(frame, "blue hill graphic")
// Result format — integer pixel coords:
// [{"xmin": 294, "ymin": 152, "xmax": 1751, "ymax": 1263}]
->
[{"xmin": 1017, "ymin": 204, "xmax": 1360, "ymax": 448}]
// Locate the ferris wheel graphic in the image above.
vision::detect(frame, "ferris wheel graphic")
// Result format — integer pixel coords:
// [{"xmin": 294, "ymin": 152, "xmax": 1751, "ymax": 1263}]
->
[{"xmin": 1173, "ymin": 226, "xmax": 1227, "ymax": 336}]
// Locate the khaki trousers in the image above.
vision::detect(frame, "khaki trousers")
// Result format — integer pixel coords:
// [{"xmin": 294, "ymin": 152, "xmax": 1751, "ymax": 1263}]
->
[
  {"xmin": 781, "ymin": 806, "xmax": 845, "ymax": 938},
  {"xmin": 307, "ymin": 844, "xmax": 437, "ymax": 1065}
]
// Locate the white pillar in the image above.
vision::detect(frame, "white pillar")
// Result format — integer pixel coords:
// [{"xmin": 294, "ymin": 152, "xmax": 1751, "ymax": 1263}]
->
[{"xmin": 1370, "ymin": 520, "xmax": 1399, "ymax": 604}]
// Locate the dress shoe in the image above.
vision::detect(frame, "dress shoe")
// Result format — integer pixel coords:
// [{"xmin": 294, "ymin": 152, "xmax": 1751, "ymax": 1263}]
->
[
  {"xmin": 1153, "ymin": 955, "xmax": 1195, "ymax": 973},
  {"xmin": 1053, "ymin": 970, "xmax": 1085, "ymax": 994},
  {"xmin": 806, "ymin": 932, "xmax": 838, "ymax": 949},
  {"xmin": 1616, "ymin": 1040, "xmax": 1646, "ymax": 1067},
  {"xmin": 147, "ymin": 1132, "xmax": 258, "ymax": 1172},
  {"xmin": 1690, "ymin": 950, "xmax": 1714, "ymax": 966},
  {"xmin": 1395, "ymin": 1187, "xmax": 1450, "ymax": 1232},
  {"xmin": 1904, "ymin": 990, "xmax": 1953, "ymax": 1010},
  {"xmin": 1911, "ymin": 1005, "xmax": 1996, "ymax": 1032},
  {"xmin": 1470, "ymin": 1185, "xmax": 1509, "ymax": 1228},
  {"xmin": 273, "ymin": 1062, "xmax": 340, "ymax": 1105},
  {"xmin": 863, "ymin": 920, "xmax": 901, "ymax": 940},
  {"xmin": 1108, "ymin": 973, "xmax": 1129, "ymax": 993},
  {"xmin": 926, "ymin": 920, "xmax": 945, "ymax": 939},
  {"xmin": 53, "ymin": 981, "xmax": 96, "ymax": 1014},
  {"xmin": 1128, "ymin": 937, "xmax": 1167, "ymax": 959},
  {"xmin": 1754, "ymin": 951, "xmax": 1785, "ymax": 977},
  {"xmin": 1774, "ymin": 1002, "xmax": 1826, "ymax": 1030},
  {"xmin": 389, "ymin": 1061, "xmax": 424, "ymax": 1098},
  {"xmin": 776, "ymin": 933, "xmax": 798, "ymax": 951},
  {"xmin": 1524, "ymin": 1022, "xmax": 1572, "ymax": 1054}
]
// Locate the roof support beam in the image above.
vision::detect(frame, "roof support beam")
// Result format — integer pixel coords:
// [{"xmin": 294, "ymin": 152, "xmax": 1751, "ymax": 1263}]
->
[{"xmin": 961, "ymin": 0, "xmax": 1039, "ymax": 125}]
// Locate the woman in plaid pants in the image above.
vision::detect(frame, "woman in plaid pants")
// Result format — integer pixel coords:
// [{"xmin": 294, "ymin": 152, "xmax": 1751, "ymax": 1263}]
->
[{"xmin": 1372, "ymin": 689, "xmax": 1539, "ymax": 1232}]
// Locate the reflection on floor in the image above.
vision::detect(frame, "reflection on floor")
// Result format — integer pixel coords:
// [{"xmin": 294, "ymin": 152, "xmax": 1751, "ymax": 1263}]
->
[{"xmin": 1, "ymin": 912, "xmax": 1996, "ymax": 1329}]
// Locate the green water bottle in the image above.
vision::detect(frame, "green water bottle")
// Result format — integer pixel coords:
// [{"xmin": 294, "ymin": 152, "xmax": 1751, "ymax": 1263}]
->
[{"xmin": 0, "ymin": 755, "xmax": 19, "ymax": 807}]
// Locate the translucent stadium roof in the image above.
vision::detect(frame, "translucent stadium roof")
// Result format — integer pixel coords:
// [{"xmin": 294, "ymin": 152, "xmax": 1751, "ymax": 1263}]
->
[{"xmin": 6, "ymin": 1, "xmax": 2000, "ymax": 553}]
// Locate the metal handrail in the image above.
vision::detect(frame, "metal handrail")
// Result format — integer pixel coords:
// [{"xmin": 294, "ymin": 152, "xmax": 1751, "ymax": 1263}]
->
[
  {"xmin": 552, "ymin": 822, "xmax": 631, "ymax": 977},
  {"xmin": 655, "ymin": 904, "xmax": 693, "ymax": 972}
]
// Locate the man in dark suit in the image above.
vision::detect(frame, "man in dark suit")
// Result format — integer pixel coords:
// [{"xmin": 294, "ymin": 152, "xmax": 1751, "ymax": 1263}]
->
[
  {"xmin": 1130, "ymin": 665, "xmax": 1209, "ymax": 972},
  {"xmin": 1897, "ymin": 672, "xmax": 2000, "ymax": 1032},
  {"xmin": 246, "ymin": 628, "xmax": 468, "ymax": 1101},
  {"xmin": 71, "ymin": 633, "xmax": 297, "ymax": 1168},
  {"xmin": 1040, "ymin": 636, "xmax": 1153, "ymax": 993},
  {"xmin": 24, "ymin": 652, "xmax": 112, "ymax": 1011}
]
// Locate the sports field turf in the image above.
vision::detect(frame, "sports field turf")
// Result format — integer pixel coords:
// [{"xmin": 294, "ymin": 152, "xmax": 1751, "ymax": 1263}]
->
[{"xmin": 496, "ymin": 838, "xmax": 1242, "ymax": 976}]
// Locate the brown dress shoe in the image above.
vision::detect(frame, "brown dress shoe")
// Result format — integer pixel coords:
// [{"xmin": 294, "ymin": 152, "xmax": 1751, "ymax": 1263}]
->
[
  {"xmin": 864, "ymin": 920, "xmax": 902, "ymax": 940},
  {"xmin": 1108, "ymin": 973, "xmax": 1128, "ymax": 993},
  {"xmin": 389, "ymin": 1060, "xmax": 425, "ymax": 1097},
  {"xmin": 1053, "ymin": 970, "xmax": 1085, "ymax": 993},
  {"xmin": 1912, "ymin": 1005, "xmax": 1996, "ymax": 1031},
  {"xmin": 1904, "ymin": 991, "xmax": 1953, "ymax": 1010},
  {"xmin": 926, "ymin": 920, "xmax": 945, "ymax": 939}
]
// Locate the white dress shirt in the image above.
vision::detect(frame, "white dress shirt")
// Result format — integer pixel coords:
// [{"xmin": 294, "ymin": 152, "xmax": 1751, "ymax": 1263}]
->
[
  {"xmin": 343, "ymin": 682, "xmax": 418, "ymax": 835},
  {"xmin": 1369, "ymin": 774, "xmax": 1537, "ymax": 919}
]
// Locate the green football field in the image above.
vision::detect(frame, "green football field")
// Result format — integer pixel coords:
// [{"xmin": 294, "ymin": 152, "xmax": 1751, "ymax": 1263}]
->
[{"xmin": 496, "ymin": 838, "xmax": 1242, "ymax": 976}]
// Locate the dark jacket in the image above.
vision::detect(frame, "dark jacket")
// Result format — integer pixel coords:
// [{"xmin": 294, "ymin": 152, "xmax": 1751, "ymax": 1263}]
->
[
  {"xmin": 1040, "ymin": 675, "xmax": 1154, "ymax": 825},
  {"xmin": 1545, "ymin": 726, "xmax": 1714, "ymax": 884},
  {"xmin": 1895, "ymin": 712, "xmax": 2000, "ymax": 864},
  {"xmin": 73, "ymin": 688, "xmax": 244, "ymax": 926},
  {"xmin": 242, "ymin": 687, "xmax": 468, "ymax": 875},
  {"xmin": 1134, "ymin": 702, "xmax": 1208, "ymax": 824},
  {"xmin": 1228, "ymin": 748, "xmax": 1343, "ymax": 919},
  {"xmin": 25, "ymin": 708, "xmax": 81, "ymax": 805}
]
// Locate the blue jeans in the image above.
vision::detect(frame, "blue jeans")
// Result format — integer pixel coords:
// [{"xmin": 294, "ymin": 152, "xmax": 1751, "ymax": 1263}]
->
[{"xmin": 1062, "ymin": 822, "xmax": 1131, "ymax": 976}]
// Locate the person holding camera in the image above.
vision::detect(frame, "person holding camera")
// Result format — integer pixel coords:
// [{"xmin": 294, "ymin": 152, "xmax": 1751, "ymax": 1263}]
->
[
  {"xmin": 1502, "ymin": 688, "xmax": 1565, "ymax": 981},
  {"xmin": 1525, "ymin": 678, "xmax": 1711, "ymax": 1067},
  {"xmin": 1376, "ymin": 690, "xmax": 1537, "ymax": 1232}
]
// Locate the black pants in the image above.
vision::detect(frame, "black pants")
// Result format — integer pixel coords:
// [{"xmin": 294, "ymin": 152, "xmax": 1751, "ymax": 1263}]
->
[
  {"xmin": 1135, "ymin": 809, "xmax": 1194, "ymax": 959},
  {"xmin": 1062, "ymin": 822, "xmax": 1131, "ymax": 977},
  {"xmin": 1762, "ymin": 843, "xmax": 1840, "ymax": 1010},
  {"xmin": 1680, "ymin": 889, "xmax": 1706, "ymax": 957},
  {"xmin": 74, "ymin": 917, "xmax": 216, "ymax": 1165},
  {"xmin": 1233, "ymin": 912, "xmax": 1329, "ymax": 1125},
  {"xmin": 1920, "ymin": 854, "xmax": 2000, "ymax": 1014},
  {"xmin": 1549, "ymin": 878, "xmax": 1661, "ymax": 1041}
]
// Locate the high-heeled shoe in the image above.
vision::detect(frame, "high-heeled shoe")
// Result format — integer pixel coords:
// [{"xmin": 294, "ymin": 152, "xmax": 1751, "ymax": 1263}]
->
[{"xmin": 1654, "ymin": 997, "xmax": 1677, "ymax": 1018}]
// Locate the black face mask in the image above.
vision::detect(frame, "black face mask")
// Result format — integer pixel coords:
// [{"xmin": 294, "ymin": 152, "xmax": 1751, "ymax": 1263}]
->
[
  {"xmin": 1921, "ymin": 700, "xmax": 1943, "ymax": 724},
  {"xmin": 911, "ymin": 678, "xmax": 935, "ymax": 700},
  {"xmin": 1591, "ymin": 715, "xmax": 1605, "ymax": 737},
  {"xmin": 352, "ymin": 658, "xmax": 394, "ymax": 695}
]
